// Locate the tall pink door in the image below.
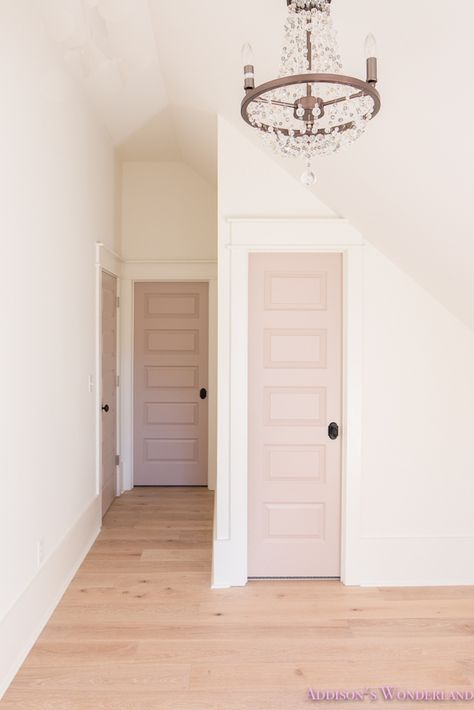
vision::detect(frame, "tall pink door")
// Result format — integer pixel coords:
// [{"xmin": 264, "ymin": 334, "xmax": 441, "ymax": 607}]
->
[
  {"xmin": 134, "ymin": 282, "xmax": 208, "ymax": 486},
  {"xmin": 101, "ymin": 271, "xmax": 118, "ymax": 516},
  {"xmin": 248, "ymin": 253, "xmax": 342, "ymax": 577}
]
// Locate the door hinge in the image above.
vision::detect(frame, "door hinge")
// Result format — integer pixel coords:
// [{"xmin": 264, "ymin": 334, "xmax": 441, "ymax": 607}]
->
[
  {"xmin": 116, "ymin": 374, "xmax": 120, "ymax": 388},
  {"xmin": 116, "ymin": 296, "xmax": 120, "ymax": 308},
  {"xmin": 115, "ymin": 454, "xmax": 120, "ymax": 466}
]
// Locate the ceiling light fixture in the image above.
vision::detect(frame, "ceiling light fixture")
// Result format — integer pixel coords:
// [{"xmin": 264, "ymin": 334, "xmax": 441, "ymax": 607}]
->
[{"xmin": 241, "ymin": 0, "xmax": 381, "ymax": 186}]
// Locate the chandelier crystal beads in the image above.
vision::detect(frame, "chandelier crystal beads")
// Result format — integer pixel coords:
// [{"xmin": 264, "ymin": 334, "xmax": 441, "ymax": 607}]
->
[{"xmin": 241, "ymin": 0, "xmax": 381, "ymax": 185}]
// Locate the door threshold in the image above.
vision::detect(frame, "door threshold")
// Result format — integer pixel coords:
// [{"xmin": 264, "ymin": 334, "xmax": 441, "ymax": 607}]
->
[
  {"xmin": 248, "ymin": 576, "xmax": 341, "ymax": 581},
  {"xmin": 133, "ymin": 485, "xmax": 209, "ymax": 488}
]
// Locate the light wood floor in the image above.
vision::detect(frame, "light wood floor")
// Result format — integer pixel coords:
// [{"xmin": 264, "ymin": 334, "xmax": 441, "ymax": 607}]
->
[{"xmin": 2, "ymin": 488, "xmax": 474, "ymax": 709}]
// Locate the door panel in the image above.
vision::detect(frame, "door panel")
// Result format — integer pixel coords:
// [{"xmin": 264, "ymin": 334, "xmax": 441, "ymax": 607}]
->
[
  {"xmin": 101, "ymin": 271, "xmax": 117, "ymax": 516},
  {"xmin": 134, "ymin": 282, "xmax": 208, "ymax": 486},
  {"xmin": 248, "ymin": 253, "xmax": 342, "ymax": 577}
]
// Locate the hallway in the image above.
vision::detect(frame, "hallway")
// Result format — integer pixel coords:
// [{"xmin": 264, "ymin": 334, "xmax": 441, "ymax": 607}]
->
[{"xmin": 2, "ymin": 488, "xmax": 474, "ymax": 709}]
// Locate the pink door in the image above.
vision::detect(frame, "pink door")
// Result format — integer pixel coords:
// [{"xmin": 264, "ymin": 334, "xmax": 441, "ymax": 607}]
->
[
  {"xmin": 134, "ymin": 282, "xmax": 208, "ymax": 486},
  {"xmin": 248, "ymin": 253, "xmax": 342, "ymax": 577},
  {"xmin": 101, "ymin": 271, "xmax": 118, "ymax": 516}
]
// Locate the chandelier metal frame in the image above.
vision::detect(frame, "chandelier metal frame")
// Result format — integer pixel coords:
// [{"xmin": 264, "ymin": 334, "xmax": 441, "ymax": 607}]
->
[{"xmin": 241, "ymin": 74, "xmax": 381, "ymax": 138}]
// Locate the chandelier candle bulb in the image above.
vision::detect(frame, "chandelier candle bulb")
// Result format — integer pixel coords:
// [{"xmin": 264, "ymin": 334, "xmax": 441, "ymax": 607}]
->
[
  {"xmin": 241, "ymin": 1, "xmax": 381, "ymax": 182},
  {"xmin": 365, "ymin": 33, "xmax": 378, "ymax": 84},
  {"xmin": 242, "ymin": 43, "xmax": 255, "ymax": 90},
  {"xmin": 366, "ymin": 56, "xmax": 378, "ymax": 84}
]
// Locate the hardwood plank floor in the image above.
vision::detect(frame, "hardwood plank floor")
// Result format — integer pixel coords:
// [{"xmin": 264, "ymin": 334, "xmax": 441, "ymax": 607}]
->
[{"xmin": 2, "ymin": 487, "xmax": 474, "ymax": 709}]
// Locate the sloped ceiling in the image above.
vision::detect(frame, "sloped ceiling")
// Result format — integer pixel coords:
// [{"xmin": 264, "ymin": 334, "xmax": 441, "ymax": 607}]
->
[
  {"xmin": 37, "ymin": 0, "xmax": 168, "ymax": 141},
  {"xmin": 38, "ymin": 0, "xmax": 474, "ymax": 329},
  {"xmin": 117, "ymin": 106, "xmax": 217, "ymax": 186}
]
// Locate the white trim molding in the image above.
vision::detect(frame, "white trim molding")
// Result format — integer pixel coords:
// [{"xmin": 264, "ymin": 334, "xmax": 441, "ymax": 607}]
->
[
  {"xmin": 119, "ymin": 260, "xmax": 218, "ymax": 493},
  {"xmin": 96, "ymin": 242, "xmax": 123, "ymax": 274},
  {"xmin": 213, "ymin": 218, "xmax": 364, "ymax": 588}
]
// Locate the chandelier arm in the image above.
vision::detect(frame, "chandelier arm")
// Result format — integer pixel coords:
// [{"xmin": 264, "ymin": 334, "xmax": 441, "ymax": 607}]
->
[
  {"xmin": 323, "ymin": 91, "xmax": 364, "ymax": 108},
  {"xmin": 255, "ymin": 99, "xmax": 295, "ymax": 109}
]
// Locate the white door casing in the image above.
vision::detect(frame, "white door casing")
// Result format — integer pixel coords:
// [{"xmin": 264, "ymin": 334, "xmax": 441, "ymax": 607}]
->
[
  {"xmin": 117, "ymin": 262, "xmax": 217, "ymax": 495},
  {"xmin": 212, "ymin": 219, "xmax": 363, "ymax": 589}
]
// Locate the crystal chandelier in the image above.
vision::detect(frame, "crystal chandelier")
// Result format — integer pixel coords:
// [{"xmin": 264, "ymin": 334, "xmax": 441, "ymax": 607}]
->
[{"xmin": 241, "ymin": 0, "xmax": 381, "ymax": 185}]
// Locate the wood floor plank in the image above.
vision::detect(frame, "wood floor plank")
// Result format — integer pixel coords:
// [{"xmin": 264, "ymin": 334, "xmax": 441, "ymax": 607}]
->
[
  {"xmin": 3, "ymin": 487, "xmax": 474, "ymax": 709},
  {"xmin": 23, "ymin": 637, "xmax": 474, "ymax": 667},
  {"xmin": 1, "ymin": 691, "xmax": 467, "ymax": 710},
  {"xmin": 12, "ymin": 662, "xmax": 190, "ymax": 692},
  {"xmin": 189, "ymin": 661, "xmax": 471, "ymax": 690}
]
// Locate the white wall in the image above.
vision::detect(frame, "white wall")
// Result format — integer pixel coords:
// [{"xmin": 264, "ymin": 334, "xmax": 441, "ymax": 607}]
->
[
  {"xmin": 360, "ymin": 244, "xmax": 474, "ymax": 584},
  {"xmin": 0, "ymin": 1, "xmax": 114, "ymax": 695},
  {"xmin": 214, "ymin": 116, "xmax": 474, "ymax": 587},
  {"xmin": 121, "ymin": 161, "xmax": 217, "ymax": 260},
  {"xmin": 218, "ymin": 120, "xmax": 336, "ymax": 220}
]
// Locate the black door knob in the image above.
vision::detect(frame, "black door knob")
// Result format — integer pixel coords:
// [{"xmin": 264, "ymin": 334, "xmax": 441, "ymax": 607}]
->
[
  {"xmin": 200, "ymin": 388, "xmax": 207, "ymax": 400},
  {"xmin": 102, "ymin": 404, "xmax": 110, "ymax": 413},
  {"xmin": 328, "ymin": 422, "xmax": 339, "ymax": 440}
]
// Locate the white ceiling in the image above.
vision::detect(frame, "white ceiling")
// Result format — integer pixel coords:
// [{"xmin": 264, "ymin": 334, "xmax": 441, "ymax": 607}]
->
[{"xmin": 39, "ymin": 0, "xmax": 474, "ymax": 330}]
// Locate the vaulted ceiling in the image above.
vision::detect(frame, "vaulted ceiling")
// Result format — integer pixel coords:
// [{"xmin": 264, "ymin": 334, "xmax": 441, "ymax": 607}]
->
[{"xmin": 39, "ymin": 0, "xmax": 474, "ymax": 329}]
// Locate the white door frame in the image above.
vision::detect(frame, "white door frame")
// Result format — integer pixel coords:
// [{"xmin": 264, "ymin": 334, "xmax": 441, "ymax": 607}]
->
[
  {"xmin": 119, "ymin": 260, "xmax": 218, "ymax": 492},
  {"xmin": 212, "ymin": 219, "xmax": 364, "ymax": 588},
  {"xmin": 95, "ymin": 243, "xmax": 122, "ymax": 511}
]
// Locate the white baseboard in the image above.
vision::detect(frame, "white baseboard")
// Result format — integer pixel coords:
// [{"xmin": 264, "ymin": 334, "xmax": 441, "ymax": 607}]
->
[
  {"xmin": 0, "ymin": 496, "xmax": 101, "ymax": 699},
  {"xmin": 359, "ymin": 536, "xmax": 474, "ymax": 587},
  {"xmin": 212, "ymin": 534, "xmax": 474, "ymax": 589}
]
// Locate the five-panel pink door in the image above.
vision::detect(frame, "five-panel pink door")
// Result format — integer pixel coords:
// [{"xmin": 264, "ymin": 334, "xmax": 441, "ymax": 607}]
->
[
  {"xmin": 248, "ymin": 253, "xmax": 342, "ymax": 577},
  {"xmin": 101, "ymin": 271, "xmax": 117, "ymax": 516},
  {"xmin": 134, "ymin": 282, "xmax": 209, "ymax": 486}
]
